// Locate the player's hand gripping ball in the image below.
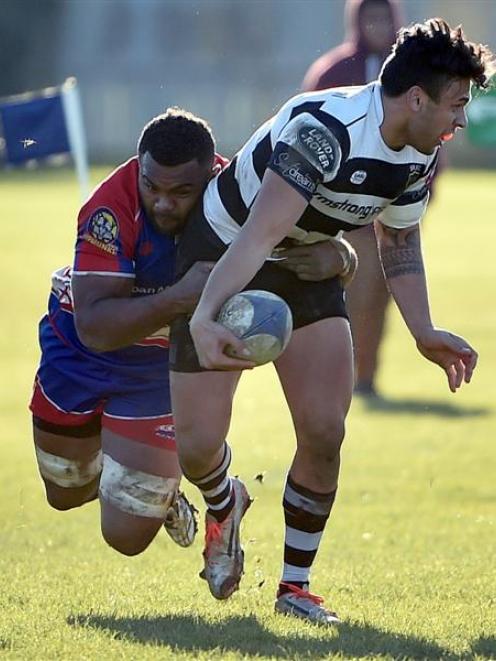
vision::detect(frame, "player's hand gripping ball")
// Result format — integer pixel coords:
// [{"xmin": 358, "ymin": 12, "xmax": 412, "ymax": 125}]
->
[{"xmin": 216, "ymin": 290, "xmax": 293, "ymax": 366}]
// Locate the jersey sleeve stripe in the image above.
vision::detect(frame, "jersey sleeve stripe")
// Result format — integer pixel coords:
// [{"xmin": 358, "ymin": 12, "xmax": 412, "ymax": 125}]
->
[
  {"xmin": 381, "ymin": 197, "xmax": 428, "ymax": 228},
  {"xmin": 72, "ymin": 270, "xmax": 135, "ymax": 278}
]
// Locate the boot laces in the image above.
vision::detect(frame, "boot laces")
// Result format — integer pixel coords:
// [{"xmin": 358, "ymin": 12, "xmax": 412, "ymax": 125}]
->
[
  {"xmin": 279, "ymin": 582, "xmax": 324, "ymax": 606},
  {"xmin": 205, "ymin": 520, "xmax": 222, "ymax": 548}
]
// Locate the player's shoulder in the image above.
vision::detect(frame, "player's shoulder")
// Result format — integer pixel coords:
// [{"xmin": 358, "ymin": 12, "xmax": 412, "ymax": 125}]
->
[
  {"xmin": 319, "ymin": 83, "xmax": 376, "ymax": 125},
  {"xmin": 271, "ymin": 84, "xmax": 374, "ymax": 165},
  {"xmin": 79, "ymin": 157, "xmax": 140, "ymax": 225},
  {"xmin": 88, "ymin": 157, "xmax": 139, "ymax": 208},
  {"xmin": 279, "ymin": 83, "xmax": 373, "ymax": 128}
]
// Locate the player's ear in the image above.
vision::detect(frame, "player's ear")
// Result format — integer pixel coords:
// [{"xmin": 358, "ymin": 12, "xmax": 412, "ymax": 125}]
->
[
  {"xmin": 406, "ymin": 86, "xmax": 428, "ymax": 112},
  {"xmin": 210, "ymin": 162, "xmax": 223, "ymax": 178}
]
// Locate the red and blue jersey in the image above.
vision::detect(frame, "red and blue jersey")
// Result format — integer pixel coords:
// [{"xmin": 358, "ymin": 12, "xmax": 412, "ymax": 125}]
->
[{"xmin": 47, "ymin": 157, "xmax": 176, "ymax": 377}]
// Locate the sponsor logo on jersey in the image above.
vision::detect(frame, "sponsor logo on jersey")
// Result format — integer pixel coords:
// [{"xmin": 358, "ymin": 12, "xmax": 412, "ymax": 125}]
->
[
  {"xmin": 315, "ymin": 193, "xmax": 385, "ymax": 221},
  {"xmin": 155, "ymin": 423, "xmax": 175, "ymax": 441},
  {"xmin": 298, "ymin": 126, "xmax": 336, "ymax": 172},
  {"xmin": 297, "ymin": 126, "xmax": 339, "ymax": 175},
  {"xmin": 350, "ymin": 170, "xmax": 367, "ymax": 185},
  {"xmin": 132, "ymin": 285, "xmax": 167, "ymax": 295},
  {"xmin": 83, "ymin": 208, "xmax": 119, "ymax": 255},
  {"xmin": 273, "ymin": 151, "xmax": 316, "ymax": 195}
]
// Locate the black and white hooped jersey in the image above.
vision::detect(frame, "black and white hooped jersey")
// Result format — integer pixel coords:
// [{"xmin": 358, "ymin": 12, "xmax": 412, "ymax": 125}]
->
[{"xmin": 203, "ymin": 82, "xmax": 439, "ymax": 245}]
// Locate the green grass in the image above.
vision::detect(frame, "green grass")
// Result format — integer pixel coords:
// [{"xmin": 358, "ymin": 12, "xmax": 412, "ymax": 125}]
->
[{"xmin": 0, "ymin": 168, "xmax": 495, "ymax": 659}]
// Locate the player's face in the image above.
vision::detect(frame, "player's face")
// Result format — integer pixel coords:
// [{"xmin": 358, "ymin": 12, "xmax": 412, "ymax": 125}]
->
[
  {"xmin": 138, "ymin": 152, "xmax": 213, "ymax": 235},
  {"xmin": 359, "ymin": 2, "xmax": 394, "ymax": 54},
  {"xmin": 410, "ymin": 78, "xmax": 471, "ymax": 154}
]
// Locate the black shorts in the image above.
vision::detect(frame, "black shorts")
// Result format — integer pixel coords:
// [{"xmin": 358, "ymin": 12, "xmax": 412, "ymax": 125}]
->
[{"xmin": 170, "ymin": 202, "xmax": 348, "ymax": 372}]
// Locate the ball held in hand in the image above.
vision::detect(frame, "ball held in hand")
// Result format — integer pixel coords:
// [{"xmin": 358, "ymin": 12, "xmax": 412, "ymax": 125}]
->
[{"xmin": 216, "ymin": 290, "xmax": 293, "ymax": 365}]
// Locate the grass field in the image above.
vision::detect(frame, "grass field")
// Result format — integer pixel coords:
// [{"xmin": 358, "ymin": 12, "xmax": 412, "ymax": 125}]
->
[{"xmin": 0, "ymin": 168, "xmax": 495, "ymax": 660}]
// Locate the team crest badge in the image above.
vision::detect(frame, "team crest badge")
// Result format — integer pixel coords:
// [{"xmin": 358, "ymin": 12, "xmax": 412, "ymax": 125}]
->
[
  {"xmin": 350, "ymin": 170, "xmax": 367, "ymax": 185},
  {"xmin": 88, "ymin": 209, "xmax": 118, "ymax": 244},
  {"xmin": 406, "ymin": 164, "xmax": 424, "ymax": 187},
  {"xmin": 83, "ymin": 208, "xmax": 119, "ymax": 255}
]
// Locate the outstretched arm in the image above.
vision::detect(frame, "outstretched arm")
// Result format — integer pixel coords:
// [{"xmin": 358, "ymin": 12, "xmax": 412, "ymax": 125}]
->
[{"xmin": 375, "ymin": 220, "xmax": 477, "ymax": 392}]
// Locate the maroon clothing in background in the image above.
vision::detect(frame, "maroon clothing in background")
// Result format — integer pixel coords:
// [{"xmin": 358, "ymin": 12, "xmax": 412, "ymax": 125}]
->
[
  {"xmin": 302, "ymin": 0, "xmax": 444, "ymax": 192},
  {"xmin": 302, "ymin": 0, "xmax": 402, "ymax": 91}
]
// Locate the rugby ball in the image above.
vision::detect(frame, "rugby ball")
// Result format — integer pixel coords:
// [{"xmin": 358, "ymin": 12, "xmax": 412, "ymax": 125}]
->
[{"xmin": 216, "ymin": 290, "xmax": 293, "ymax": 366}]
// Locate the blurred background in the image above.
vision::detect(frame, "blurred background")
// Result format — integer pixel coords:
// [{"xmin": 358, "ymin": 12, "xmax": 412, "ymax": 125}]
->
[
  {"xmin": 1, "ymin": 0, "xmax": 495, "ymax": 166},
  {"xmin": 1, "ymin": 5, "xmax": 495, "ymax": 655}
]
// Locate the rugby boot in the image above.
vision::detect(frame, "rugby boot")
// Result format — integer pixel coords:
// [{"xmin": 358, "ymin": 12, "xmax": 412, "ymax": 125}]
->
[
  {"xmin": 200, "ymin": 477, "xmax": 252, "ymax": 599},
  {"xmin": 163, "ymin": 491, "xmax": 198, "ymax": 548},
  {"xmin": 275, "ymin": 583, "xmax": 341, "ymax": 625}
]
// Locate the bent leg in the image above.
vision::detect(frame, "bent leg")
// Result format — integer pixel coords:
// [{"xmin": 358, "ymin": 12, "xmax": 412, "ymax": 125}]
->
[
  {"xmin": 99, "ymin": 414, "xmax": 183, "ymax": 556},
  {"xmin": 29, "ymin": 330, "xmax": 106, "ymax": 510},
  {"xmin": 171, "ymin": 370, "xmax": 251, "ymax": 599}
]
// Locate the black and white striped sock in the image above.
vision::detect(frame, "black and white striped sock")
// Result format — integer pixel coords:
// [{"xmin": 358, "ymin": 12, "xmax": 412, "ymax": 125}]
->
[
  {"xmin": 279, "ymin": 473, "xmax": 337, "ymax": 594},
  {"xmin": 186, "ymin": 443, "xmax": 234, "ymax": 522}
]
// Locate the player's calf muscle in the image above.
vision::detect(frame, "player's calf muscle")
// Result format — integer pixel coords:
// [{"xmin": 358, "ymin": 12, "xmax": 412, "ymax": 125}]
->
[{"xmin": 100, "ymin": 500, "xmax": 163, "ymax": 555}]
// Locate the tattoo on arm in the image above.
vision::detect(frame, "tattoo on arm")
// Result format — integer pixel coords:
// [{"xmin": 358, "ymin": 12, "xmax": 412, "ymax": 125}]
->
[{"xmin": 377, "ymin": 225, "xmax": 425, "ymax": 279}]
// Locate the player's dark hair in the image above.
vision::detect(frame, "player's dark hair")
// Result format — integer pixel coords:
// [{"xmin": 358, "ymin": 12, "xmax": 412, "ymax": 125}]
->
[
  {"xmin": 138, "ymin": 107, "xmax": 215, "ymax": 166},
  {"xmin": 380, "ymin": 18, "xmax": 495, "ymax": 101}
]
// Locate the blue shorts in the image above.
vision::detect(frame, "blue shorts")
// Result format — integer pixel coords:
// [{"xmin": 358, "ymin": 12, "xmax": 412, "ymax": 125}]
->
[{"xmin": 30, "ymin": 316, "xmax": 174, "ymax": 448}]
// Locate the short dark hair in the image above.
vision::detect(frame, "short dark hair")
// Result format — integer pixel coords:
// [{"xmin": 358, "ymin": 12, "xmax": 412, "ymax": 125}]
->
[
  {"xmin": 137, "ymin": 107, "xmax": 215, "ymax": 166},
  {"xmin": 380, "ymin": 18, "xmax": 495, "ymax": 101}
]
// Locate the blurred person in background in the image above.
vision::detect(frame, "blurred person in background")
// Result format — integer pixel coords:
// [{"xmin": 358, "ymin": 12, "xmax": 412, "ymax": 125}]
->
[
  {"xmin": 303, "ymin": 0, "xmax": 445, "ymax": 398},
  {"xmin": 29, "ymin": 108, "xmax": 350, "ymax": 559}
]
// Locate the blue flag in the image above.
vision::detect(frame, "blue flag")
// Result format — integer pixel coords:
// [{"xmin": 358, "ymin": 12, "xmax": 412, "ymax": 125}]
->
[{"xmin": 0, "ymin": 92, "xmax": 70, "ymax": 164}]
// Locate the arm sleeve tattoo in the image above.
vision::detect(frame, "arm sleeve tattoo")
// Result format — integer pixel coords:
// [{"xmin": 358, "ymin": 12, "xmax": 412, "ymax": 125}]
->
[{"xmin": 378, "ymin": 224, "xmax": 425, "ymax": 279}]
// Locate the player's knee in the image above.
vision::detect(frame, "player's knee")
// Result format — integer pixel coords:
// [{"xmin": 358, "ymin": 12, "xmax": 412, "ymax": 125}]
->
[
  {"xmin": 35, "ymin": 445, "xmax": 102, "ymax": 509},
  {"xmin": 298, "ymin": 412, "xmax": 346, "ymax": 461},
  {"xmin": 99, "ymin": 453, "xmax": 178, "ymax": 555},
  {"xmin": 175, "ymin": 428, "xmax": 227, "ymax": 474},
  {"xmin": 179, "ymin": 442, "xmax": 224, "ymax": 477},
  {"xmin": 45, "ymin": 480, "xmax": 98, "ymax": 511}
]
